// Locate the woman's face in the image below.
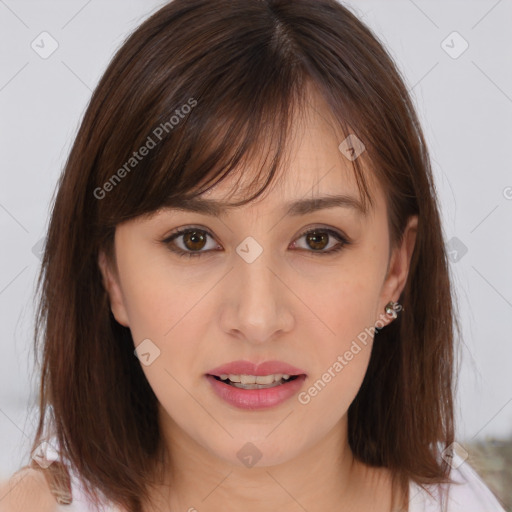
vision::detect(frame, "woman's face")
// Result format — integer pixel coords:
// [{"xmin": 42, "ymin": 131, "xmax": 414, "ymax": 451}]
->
[{"xmin": 98, "ymin": 95, "xmax": 417, "ymax": 470}]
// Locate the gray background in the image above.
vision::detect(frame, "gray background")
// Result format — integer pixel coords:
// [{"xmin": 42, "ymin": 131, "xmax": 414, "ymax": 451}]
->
[{"xmin": 1, "ymin": 0, "xmax": 511, "ymax": 480}]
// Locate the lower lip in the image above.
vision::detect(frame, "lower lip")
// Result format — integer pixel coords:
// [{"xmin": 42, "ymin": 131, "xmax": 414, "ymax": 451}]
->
[{"xmin": 205, "ymin": 374, "xmax": 307, "ymax": 410}]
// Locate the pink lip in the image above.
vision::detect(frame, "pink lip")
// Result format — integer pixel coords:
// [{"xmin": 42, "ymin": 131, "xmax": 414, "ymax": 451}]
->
[
  {"xmin": 205, "ymin": 360, "xmax": 307, "ymax": 410},
  {"xmin": 205, "ymin": 374, "xmax": 307, "ymax": 410},
  {"xmin": 207, "ymin": 360, "xmax": 307, "ymax": 377}
]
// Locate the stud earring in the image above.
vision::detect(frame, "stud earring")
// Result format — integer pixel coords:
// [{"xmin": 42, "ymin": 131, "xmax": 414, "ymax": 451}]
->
[{"xmin": 384, "ymin": 300, "xmax": 402, "ymax": 320}]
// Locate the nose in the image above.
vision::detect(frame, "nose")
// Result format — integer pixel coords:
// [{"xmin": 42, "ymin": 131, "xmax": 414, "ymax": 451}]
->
[{"xmin": 219, "ymin": 249, "xmax": 295, "ymax": 344}]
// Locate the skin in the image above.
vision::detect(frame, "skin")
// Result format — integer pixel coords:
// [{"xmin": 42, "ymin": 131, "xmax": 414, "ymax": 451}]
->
[
  {"xmin": 98, "ymin": 90, "xmax": 418, "ymax": 512},
  {"xmin": 0, "ymin": 469, "xmax": 60, "ymax": 512}
]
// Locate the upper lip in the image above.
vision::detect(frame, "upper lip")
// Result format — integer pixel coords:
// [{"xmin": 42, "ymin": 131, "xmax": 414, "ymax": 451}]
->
[{"xmin": 207, "ymin": 360, "xmax": 307, "ymax": 377}]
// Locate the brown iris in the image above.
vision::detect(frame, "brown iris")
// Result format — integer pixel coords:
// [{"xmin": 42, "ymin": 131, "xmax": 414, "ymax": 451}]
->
[
  {"xmin": 305, "ymin": 231, "xmax": 329, "ymax": 251},
  {"xmin": 182, "ymin": 230, "xmax": 207, "ymax": 251}
]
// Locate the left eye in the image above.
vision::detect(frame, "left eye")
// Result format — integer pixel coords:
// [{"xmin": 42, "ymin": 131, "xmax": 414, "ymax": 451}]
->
[
  {"xmin": 162, "ymin": 226, "xmax": 349, "ymax": 258},
  {"xmin": 290, "ymin": 228, "xmax": 348, "ymax": 254}
]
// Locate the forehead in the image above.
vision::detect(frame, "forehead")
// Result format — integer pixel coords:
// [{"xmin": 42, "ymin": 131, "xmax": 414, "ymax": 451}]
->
[
  {"xmin": 174, "ymin": 91, "xmax": 383, "ymax": 220},
  {"xmin": 141, "ymin": 82, "xmax": 388, "ymax": 229}
]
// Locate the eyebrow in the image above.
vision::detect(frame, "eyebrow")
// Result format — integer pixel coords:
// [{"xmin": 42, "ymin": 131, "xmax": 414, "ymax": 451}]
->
[{"xmin": 165, "ymin": 194, "xmax": 368, "ymax": 217}]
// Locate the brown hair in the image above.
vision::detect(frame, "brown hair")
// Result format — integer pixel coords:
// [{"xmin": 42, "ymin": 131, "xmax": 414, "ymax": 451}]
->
[{"xmin": 31, "ymin": 0, "xmax": 458, "ymax": 510}]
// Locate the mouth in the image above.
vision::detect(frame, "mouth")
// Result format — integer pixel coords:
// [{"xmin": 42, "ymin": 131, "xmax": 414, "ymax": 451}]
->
[
  {"xmin": 205, "ymin": 360, "xmax": 307, "ymax": 409},
  {"xmin": 205, "ymin": 368, "xmax": 307, "ymax": 409},
  {"xmin": 209, "ymin": 373, "xmax": 302, "ymax": 390}
]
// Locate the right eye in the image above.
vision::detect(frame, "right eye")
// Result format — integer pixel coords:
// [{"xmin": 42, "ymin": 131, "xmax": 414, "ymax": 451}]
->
[{"xmin": 162, "ymin": 226, "xmax": 220, "ymax": 258}]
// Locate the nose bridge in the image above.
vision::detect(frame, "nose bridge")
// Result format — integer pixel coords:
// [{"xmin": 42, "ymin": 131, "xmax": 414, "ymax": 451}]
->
[{"xmin": 222, "ymin": 237, "xmax": 293, "ymax": 342}]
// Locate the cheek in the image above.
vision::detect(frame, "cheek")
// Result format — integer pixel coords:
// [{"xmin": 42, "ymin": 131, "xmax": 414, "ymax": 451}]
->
[
  {"xmin": 294, "ymin": 293, "xmax": 375, "ymax": 429},
  {"xmin": 118, "ymin": 267, "xmax": 206, "ymax": 425},
  {"xmin": 114, "ymin": 250, "xmax": 209, "ymax": 404},
  {"xmin": 292, "ymin": 259, "xmax": 384, "ymax": 417},
  {"xmin": 298, "ymin": 351, "xmax": 372, "ymax": 430},
  {"xmin": 296, "ymin": 254, "xmax": 384, "ymax": 348},
  {"xmin": 115, "ymin": 248, "xmax": 202, "ymax": 343}
]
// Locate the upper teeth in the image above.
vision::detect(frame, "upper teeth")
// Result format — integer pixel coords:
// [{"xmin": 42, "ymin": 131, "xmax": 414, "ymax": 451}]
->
[{"xmin": 220, "ymin": 374, "xmax": 291, "ymax": 384}]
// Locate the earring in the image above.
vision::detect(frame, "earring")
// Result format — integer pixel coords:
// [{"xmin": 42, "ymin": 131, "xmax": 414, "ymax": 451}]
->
[{"xmin": 384, "ymin": 300, "xmax": 402, "ymax": 320}]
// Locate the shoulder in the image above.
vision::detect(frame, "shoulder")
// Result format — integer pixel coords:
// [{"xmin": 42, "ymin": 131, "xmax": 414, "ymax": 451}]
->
[
  {"xmin": 409, "ymin": 453, "xmax": 506, "ymax": 512},
  {"xmin": 0, "ymin": 467, "xmax": 60, "ymax": 512}
]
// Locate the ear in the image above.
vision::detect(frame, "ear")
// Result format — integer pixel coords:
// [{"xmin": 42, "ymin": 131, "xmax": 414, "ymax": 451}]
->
[
  {"xmin": 376, "ymin": 215, "xmax": 418, "ymax": 327},
  {"xmin": 98, "ymin": 249, "xmax": 130, "ymax": 327}
]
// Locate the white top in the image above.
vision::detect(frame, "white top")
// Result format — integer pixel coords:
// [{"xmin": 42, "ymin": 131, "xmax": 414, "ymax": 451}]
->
[
  {"xmin": 52, "ymin": 452, "xmax": 505, "ymax": 512},
  {"xmin": 408, "ymin": 452, "xmax": 506, "ymax": 512},
  {"xmin": 54, "ymin": 471, "xmax": 119, "ymax": 512}
]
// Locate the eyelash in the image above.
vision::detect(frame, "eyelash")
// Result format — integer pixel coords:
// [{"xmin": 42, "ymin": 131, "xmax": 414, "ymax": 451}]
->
[{"xmin": 161, "ymin": 225, "xmax": 350, "ymax": 259}]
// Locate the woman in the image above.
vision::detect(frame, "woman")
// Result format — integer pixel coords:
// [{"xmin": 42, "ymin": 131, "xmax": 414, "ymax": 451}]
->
[{"xmin": 0, "ymin": 0, "xmax": 506, "ymax": 511}]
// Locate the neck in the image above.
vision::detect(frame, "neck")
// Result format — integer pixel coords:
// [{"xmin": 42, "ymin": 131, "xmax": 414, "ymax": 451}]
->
[{"xmin": 141, "ymin": 410, "xmax": 400, "ymax": 512}]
